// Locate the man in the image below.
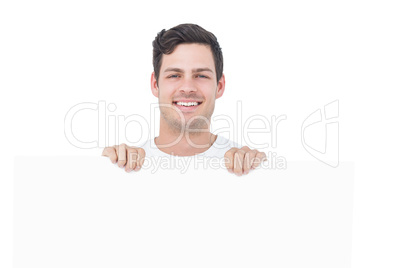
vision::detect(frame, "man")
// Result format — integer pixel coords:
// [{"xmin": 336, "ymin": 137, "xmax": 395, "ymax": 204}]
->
[{"xmin": 102, "ymin": 23, "xmax": 266, "ymax": 176}]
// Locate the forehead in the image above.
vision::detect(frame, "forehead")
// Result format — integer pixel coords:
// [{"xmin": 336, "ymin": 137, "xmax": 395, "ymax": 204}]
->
[{"xmin": 160, "ymin": 43, "xmax": 215, "ymax": 72}]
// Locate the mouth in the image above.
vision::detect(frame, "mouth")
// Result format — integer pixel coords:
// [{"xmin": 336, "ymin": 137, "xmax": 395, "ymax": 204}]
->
[{"xmin": 172, "ymin": 100, "xmax": 203, "ymax": 112}]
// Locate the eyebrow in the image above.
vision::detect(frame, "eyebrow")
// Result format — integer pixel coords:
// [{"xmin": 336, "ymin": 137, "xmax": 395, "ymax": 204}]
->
[{"xmin": 163, "ymin": 67, "xmax": 214, "ymax": 73}]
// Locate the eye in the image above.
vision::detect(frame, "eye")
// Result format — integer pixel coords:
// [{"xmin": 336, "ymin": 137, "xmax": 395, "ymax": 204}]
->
[
  {"xmin": 196, "ymin": 74, "xmax": 209, "ymax": 78},
  {"xmin": 168, "ymin": 74, "xmax": 180, "ymax": 78}
]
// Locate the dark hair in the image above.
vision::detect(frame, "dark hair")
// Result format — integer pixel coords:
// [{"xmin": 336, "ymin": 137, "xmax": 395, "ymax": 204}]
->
[{"xmin": 152, "ymin": 23, "xmax": 223, "ymax": 85}]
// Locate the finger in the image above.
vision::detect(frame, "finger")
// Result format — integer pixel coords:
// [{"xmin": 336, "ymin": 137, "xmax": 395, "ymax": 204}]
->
[
  {"xmin": 252, "ymin": 152, "xmax": 267, "ymax": 169},
  {"xmin": 136, "ymin": 148, "xmax": 146, "ymax": 171},
  {"xmin": 117, "ymin": 144, "xmax": 127, "ymax": 168},
  {"xmin": 125, "ymin": 149, "xmax": 138, "ymax": 172},
  {"xmin": 102, "ymin": 147, "xmax": 118, "ymax": 164},
  {"xmin": 243, "ymin": 150, "xmax": 257, "ymax": 175},
  {"xmin": 233, "ymin": 149, "xmax": 246, "ymax": 176},
  {"xmin": 224, "ymin": 148, "xmax": 237, "ymax": 173},
  {"xmin": 240, "ymin": 146, "xmax": 251, "ymax": 152}
]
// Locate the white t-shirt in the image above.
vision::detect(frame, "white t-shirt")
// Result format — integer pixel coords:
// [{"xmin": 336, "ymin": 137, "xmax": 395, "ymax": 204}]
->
[{"xmin": 142, "ymin": 135, "xmax": 240, "ymax": 159}]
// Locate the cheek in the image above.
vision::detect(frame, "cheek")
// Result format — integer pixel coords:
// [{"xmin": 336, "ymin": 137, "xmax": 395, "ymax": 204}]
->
[
  {"xmin": 158, "ymin": 85, "xmax": 175, "ymax": 100},
  {"xmin": 202, "ymin": 87, "xmax": 217, "ymax": 101}
]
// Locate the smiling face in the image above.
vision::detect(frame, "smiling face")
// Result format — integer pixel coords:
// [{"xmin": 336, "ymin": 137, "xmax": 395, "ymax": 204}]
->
[{"xmin": 151, "ymin": 43, "xmax": 225, "ymax": 133}]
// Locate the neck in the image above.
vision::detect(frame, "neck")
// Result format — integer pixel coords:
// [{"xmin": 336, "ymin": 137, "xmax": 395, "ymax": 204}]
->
[{"xmin": 155, "ymin": 118, "xmax": 217, "ymax": 156}]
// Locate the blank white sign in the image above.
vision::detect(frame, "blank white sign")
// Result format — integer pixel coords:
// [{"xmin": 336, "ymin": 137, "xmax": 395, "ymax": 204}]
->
[{"xmin": 14, "ymin": 157, "xmax": 353, "ymax": 268}]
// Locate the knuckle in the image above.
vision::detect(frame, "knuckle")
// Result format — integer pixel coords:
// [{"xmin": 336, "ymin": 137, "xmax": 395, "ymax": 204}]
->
[
  {"xmin": 226, "ymin": 156, "xmax": 234, "ymax": 163},
  {"xmin": 127, "ymin": 148, "xmax": 137, "ymax": 154},
  {"xmin": 102, "ymin": 147, "xmax": 111, "ymax": 155},
  {"xmin": 226, "ymin": 148, "xmax": 237, "ymax": 154},
  {"xmin": 224, "ymin": 151, "xmax": 234, "ymax": 159}
]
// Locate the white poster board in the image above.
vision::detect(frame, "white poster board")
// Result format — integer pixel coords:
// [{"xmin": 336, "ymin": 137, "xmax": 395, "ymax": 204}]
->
[{"xmin": 14, "ymin": 156, "xmax": 354, "ymax": 268}]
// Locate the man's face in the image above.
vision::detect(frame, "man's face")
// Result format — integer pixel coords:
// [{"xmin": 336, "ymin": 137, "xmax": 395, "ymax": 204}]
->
[{"xmin": 151, "ymin": 43, "xmax": 225, "ymax": 132}]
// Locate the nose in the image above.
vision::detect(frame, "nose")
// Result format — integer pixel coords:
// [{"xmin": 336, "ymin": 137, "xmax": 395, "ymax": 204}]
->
[{"xmin": 179, "ymin": 76, "xmax": 197, "ymax": 93}]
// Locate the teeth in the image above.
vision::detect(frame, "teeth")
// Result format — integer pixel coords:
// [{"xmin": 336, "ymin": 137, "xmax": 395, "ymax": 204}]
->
[{"xmin": 176, "ymin": 102, "xmax": 200, "ymax": 107}]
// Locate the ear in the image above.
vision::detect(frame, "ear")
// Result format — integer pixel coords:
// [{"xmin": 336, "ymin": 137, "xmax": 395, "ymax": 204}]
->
[
  {"xmin": 150, "ymin": 72, "xmax": 159, "ymax": 98},
  {"xmin": 215, "ymin": 73, "xmax": 226, "ymax": 99}
]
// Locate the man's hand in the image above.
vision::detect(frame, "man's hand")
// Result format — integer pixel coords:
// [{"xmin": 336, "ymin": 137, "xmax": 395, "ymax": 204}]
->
[
  {"xmin": 102, "ymin": 144, "xmax": 146, "ymax": 173},
  {"xmin": 224, "ymin": 146, "xmax": 267, "ymax": 176}
]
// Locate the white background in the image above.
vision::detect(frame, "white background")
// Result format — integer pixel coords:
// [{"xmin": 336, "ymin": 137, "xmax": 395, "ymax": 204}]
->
[{"xmin": 1, "ymin": 0, "xmax": 401, "ymax": 267}]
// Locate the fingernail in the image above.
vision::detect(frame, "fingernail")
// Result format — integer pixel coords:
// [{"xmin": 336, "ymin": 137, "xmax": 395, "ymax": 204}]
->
[
  {"xmin": 134, "ymin": 166, "xmax": 140, "ymax": 171},
  {"xmin": 228, "ymin": 169, "xmax": 233, "ymax": 173}
]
